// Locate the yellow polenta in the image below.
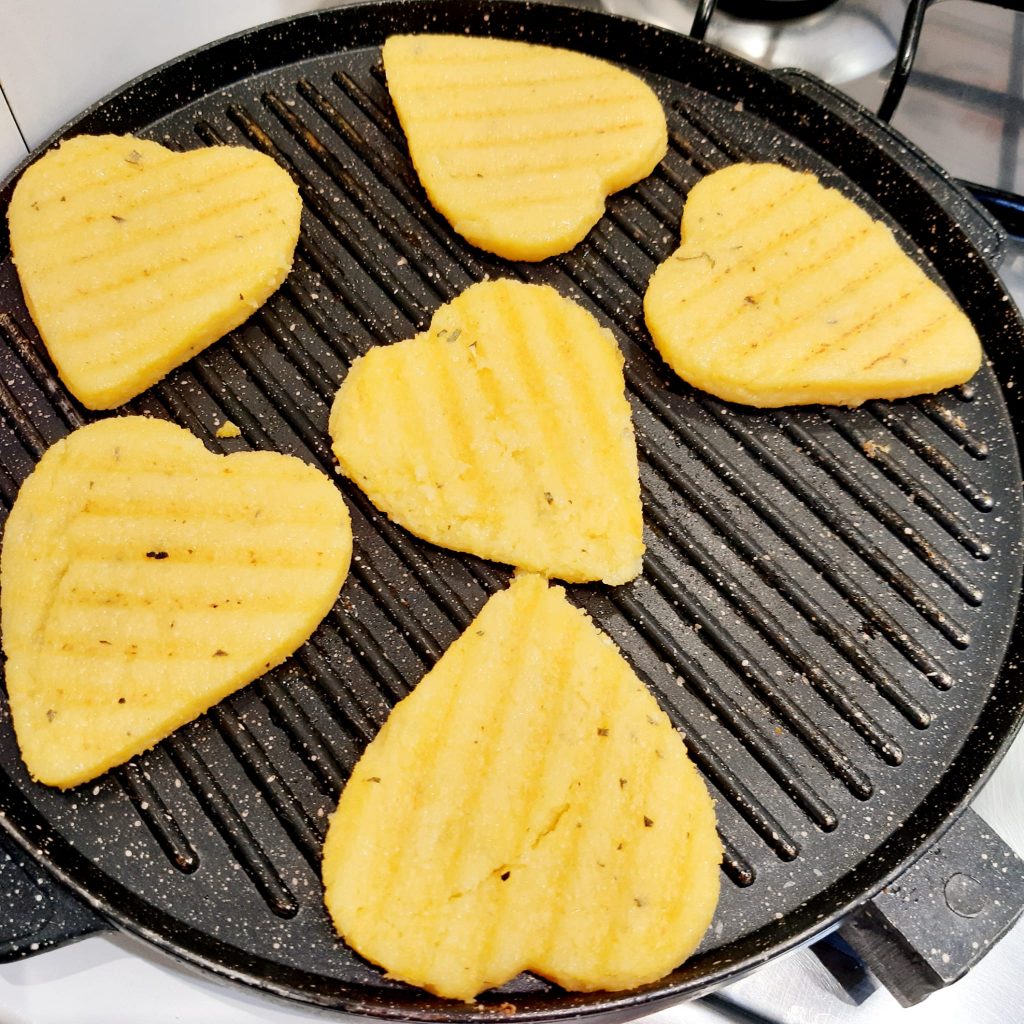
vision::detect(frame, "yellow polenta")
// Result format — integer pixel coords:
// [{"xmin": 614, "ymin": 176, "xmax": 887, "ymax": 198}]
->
[
  {"xmin": 0, "ymin": 416, "xmax": 352, "ymax": 788},
  {"xmin": 644, "ymin": 162, "xmax": 983, "ymax": 407},
  {"xmin": 8, "ymin": 134, "xmax": 302, "ymax": 409},
  {"xmin": 329, "ymin": 279, "xmax": 644, "ymax": 585},
  {"xmin": 322, "ymin": 573, "xmax": 721, "ymax": 1001},
  {"xmin": 383, "ymin": 34, "xmax": 667, "ymax": 260}
]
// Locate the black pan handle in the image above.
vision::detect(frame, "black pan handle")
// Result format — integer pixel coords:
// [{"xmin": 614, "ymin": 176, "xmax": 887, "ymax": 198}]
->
[
  {"xmin": 0, "ymin": 826, "xmax": 109, "ymax": 961},
  {"xmin": 833, "ymin": 808, "xmax": 1024, "ymax": 1006}
]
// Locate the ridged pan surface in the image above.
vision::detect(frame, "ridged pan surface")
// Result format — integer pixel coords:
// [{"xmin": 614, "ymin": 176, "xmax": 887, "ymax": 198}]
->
[{"xmin": 0, "ymin": 1, "xmax": 1023, "ymax": 1018}]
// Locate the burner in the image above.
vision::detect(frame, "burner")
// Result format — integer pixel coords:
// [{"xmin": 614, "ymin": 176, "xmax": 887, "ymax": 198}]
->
[
  {"xmin": 601, "ymin": 0, "xmax": 903, "ymax": 85},
  {"xmin": 717, "ymin": 0, "xmax": 839, "ymax": 21}
]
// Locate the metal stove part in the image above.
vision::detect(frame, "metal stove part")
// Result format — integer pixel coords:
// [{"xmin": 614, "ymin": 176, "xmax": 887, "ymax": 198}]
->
[
  {"xmin": 603, "ymin": 0, "xmax": 1024, "ymax": 229},
  {"xmin": 842, "ymin": 5, "xmax": 1024, "ymax": 194},
  {"xmin": 716, "ymin": 0, "xmax": 843, "ymax": 22},
  {"xmin": 600, "ymin": 0, "xmax": 903, "ymax": 84}
]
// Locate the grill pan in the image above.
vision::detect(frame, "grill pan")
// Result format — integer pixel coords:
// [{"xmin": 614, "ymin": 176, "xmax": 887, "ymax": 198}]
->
[{"xmin": 2, "ymin": 0, "xmax": 1024, "ymax": 1016}]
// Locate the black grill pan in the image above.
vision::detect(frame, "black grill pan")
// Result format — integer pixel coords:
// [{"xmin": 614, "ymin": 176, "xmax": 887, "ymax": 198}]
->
[{"xmin": 1, "ymin": 0, "xmax": 1024, "ymax": 1017}]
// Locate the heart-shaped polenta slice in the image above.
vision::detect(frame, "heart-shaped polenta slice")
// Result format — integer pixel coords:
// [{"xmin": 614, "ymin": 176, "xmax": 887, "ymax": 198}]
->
[
  {"xmin": 329, "ymin": 279, "xmax": 644, "ymax": 585},
  {"xmin": 644, "ymin": 162, "xmax": 983, "ymax": 407},
  {"xmin": 382, "ymin": 34, "xmax": 667, "ymax": 261},
  {"xmin": 322, "ymin": 573, "xmax": 721, "ymax": 1001},
  {"xmin": 0, "ymin": 416, "xmax": 352, "ymax": 788},
  {"xmin": 7, "ymin": 134, "xmax": 302, "ymax": 410}
]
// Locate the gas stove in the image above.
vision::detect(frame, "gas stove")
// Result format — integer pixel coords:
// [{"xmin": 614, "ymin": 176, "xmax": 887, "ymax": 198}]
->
[{"xmin": 1, "ymin": 2, "xmax": 1023, "ymax": 1022}]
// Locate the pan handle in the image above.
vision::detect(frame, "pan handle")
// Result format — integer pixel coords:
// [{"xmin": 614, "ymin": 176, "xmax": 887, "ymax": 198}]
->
[
  {"xmin": 0, "ymin": 826, "xmax": 109, "ymax": 962},
  {"xmin": 833, "ymin": 807, "xmax": 1024, "ymax": 1006}
]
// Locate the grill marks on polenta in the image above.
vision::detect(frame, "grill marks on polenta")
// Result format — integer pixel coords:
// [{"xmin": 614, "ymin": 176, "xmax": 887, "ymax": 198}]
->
[
  {"xmin": 8, "ymin": 134, "xmax": 302, "ymax": 409},
  {"xmin": 382, "ymin": 34, "xmax": 667, "ymax": 260},
  {"xmin": 0, "ymin": 417, "xmax": 352, "ymax": 788},
  {"xmin": 329, "ymin": 279, "xmax": 644, "ymax": 584},
  {"xmin": 322, "ymin": 574, "xmax": 721, "ymax": 1001},
  {"xmin": 644, "ymin": 162, "xmax": 982, "ymax": 407}
]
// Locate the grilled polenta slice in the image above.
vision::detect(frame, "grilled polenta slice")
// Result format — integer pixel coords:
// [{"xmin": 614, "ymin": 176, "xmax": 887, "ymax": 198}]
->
[
  {"xmin": 329, "ymin": 279, "xmax": 644, "ymax": 585},
  {"xmin": 644, "ymin": 162, "xmax": 983, "ymax": 407},
  {"xmin": 382, "ymin": 34, "xmax": 667, "ymax": 261},
  {"xmin": 322, "ymin": 573, "xmax": 721, "ymax": 1001},
  {"xmin": 0, "ymin": 416, "xmax": 352, "ymax": 788},
  {"xmin": 7, "ymin": 134, "xmax": 302, "ymax": 409}
]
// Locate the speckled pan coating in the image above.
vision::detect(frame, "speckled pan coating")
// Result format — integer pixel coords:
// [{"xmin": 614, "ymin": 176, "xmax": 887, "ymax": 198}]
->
[{"xmin": 0, "ymin": 1, "xmax": 1022, "ymax": 1020}]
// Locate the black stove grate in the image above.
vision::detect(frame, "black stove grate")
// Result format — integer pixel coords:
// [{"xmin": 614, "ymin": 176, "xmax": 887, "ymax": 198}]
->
[{"xmin": 691, "ymin": 0, "xmax": 1024, "ymax": 234}]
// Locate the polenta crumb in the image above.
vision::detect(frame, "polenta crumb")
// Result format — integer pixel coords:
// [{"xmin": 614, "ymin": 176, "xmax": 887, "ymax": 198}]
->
[{"xmin": 215, "ymin": 420, "xmax": 242, "ymax": 439}]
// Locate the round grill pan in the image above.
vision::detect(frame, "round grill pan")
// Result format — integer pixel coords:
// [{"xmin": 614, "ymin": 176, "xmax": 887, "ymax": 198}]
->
[{"xmin": 1, "ymin": 0, "xmax": 1024, "ymax": 1017}]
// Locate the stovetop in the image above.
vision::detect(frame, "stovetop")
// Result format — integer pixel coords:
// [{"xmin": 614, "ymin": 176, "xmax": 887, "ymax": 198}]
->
[{"xmin": 1, "ymin": 1, "xmax": 1023, "ymax": 1022}]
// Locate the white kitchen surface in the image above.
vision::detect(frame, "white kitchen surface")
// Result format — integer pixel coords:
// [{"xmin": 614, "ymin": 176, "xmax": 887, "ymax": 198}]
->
[
  {"xmin": 0, "ymin": 0, "xmax": 345, "ymax": 157},
  {"xmin": 2, "ymin": 2, "xmax": 1024, "ymax": 1023},
  {"xmin": 0, "ymin": 90, "xmax": 26, "ymax": 178}
]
